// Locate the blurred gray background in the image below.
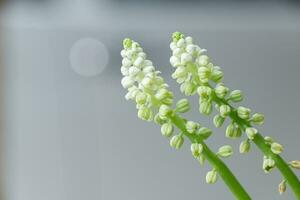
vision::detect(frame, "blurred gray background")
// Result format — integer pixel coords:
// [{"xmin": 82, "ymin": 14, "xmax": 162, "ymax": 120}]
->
[{"xmin": 1, "ymin": 0, "xmax": 300, "ymax": 199}]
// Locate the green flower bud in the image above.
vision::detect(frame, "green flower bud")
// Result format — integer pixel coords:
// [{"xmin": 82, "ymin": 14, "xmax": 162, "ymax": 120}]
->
[
  {"xmin": 271, "ymin": 142, "xmax": 283, "ymax": 154},
  {"xmin": 198, "ymin": 55, "xmax": 210, "ymax": 66},
  {"xmin": 264, "ymin": 136, "xmax": 274, "ymax": 144},
  {"xmin": 155, "ymin": 88, "xmax": 173, "ymax": 101},
  {"xmin": 123, "ymin": 38, "xmax": 132, "ymax": 49},
  {"xmin": 138, "ymin": 106, "xmax": 153, "ymax": 121},
  {"xmin": 154, "ymin": 114, "xmax": 167, "ymax": 125},
  {"xmin": 226, "ymin": 123, "xmax": 242, "ymax": 138},
  {"xmin": 183, "ymin": 82, "xmax": 196, "ymax": 96},
  {"xmin": 239, "ymin": 140, "xmax": 251, "ymax": 154},
  {"xmin": 251, "ymin": 113, "xmax": 265, "ymax": 125},
  {"xmin": 198, "ymin": 155, "xmax": 206, "ymax": 165},
  {"xmin": 217, "ymin": 145, "xmax": 233, "ymax": 158},
  {"xmin": 191, "ymin": 143, "xmax": 203, "ymax": 158},
  {"xmin": 161, "ymin": 123, "xmax": 174, "ymax": 137},
  {"xmin": 206, "ymin": 169, "xmax": 218, "ymax": 184},
  {"xmin": 246, "ymin": 127, "xmax": 258, "ymax": 140},
  {"xmin": 278, "ymin": 180, "xmax": 287, "ymax": 195},
  {"xmin": 219, "ymin": 104, "xmax": 231, "ymax": 118},
  {"xmin": 263, "ymin": 156, "xmax": 275, "ymax": 173},
  {"xmin": 159, "ymin": 105, "xmax": 173, "ymax": 119},
  {"xmin": 175, "ymin": 98, "xmax": 190, "ymax": 113},
  {"xmin": 197, "ymin": 86, "xmax": 212, "ymax": 100},
  {"xmin": 289, "ymin": 160, "xmax": 300, "ymax": 169},
  {"xmin": 210, "ymin": 69, "xmax": 223, "ymax": 83},
  {"xmin": 186, "ymin": 121, "xmax": 200, "ymax": 134},
  {"xmin": 213, "ymin": 115, "xmax": 225, "ymax": 128},
  {"xmin": 135, "ymin": 92, "xmax": 147, "ymax": 105},
  {"xmin": 228, "ymin": 90, "xmax": 243, "ymax": 102},
  {"xmin": 172, "ymin": 31, "xmax": 184, "ymax": 42},
  {"xmin": 170, "ymin": 135, "xmax": 184, "ymax": 150},
  {"xmin": 197, "ymin": 127, "xmax": 212, "ymax": 140},
  {"xmin": 199, "ymin": 101, "xmax": 212, "ymax": 115},
  {"xmin": 237, "ymin": 106, "xmax": 251, "ymax": 120},
  {"xmin": 215, "ymin": 84, "xmax": 229, "ymax": 99}
]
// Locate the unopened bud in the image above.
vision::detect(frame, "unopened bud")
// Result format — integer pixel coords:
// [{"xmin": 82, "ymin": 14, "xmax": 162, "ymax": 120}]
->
[
  {"xmin": 271, "ymin": 142, "xmax": 284, "ymax": 154},
  {"xmin": 206, "ymin": 169, "xmax": 218, "ymax": 184},
  {"xmin": 215, "ymin": 84, "xmax": 229, "ymax": 99},
  {"xmin": 251, "ymin": 113, "xmax": 265, "ymax": 125},
  {"xmin": 217, "ymin": 145, "xmax": 233, "ymax": 158},
  {"xmin": 198, "ymin": 55, "xmax": 210, "ymax": 66},
  {"xmin": 138, "ymin": 106, "xmax": 153, "ymax": 121},
  {"xmin": 135, "ymin": 92, "xmax": 147, "ymax": 105},
  {"xmin": 197, "ymin": 127, "xmax": 212, "ymax": 140},
  {"xmin": 228, "ymin": 90, "xmax": 243, "ymax": 102},
  {"xmin": 213, "ymin": 114, "xmax": 225, "ymax": 128},
  {"xmin": 246, "ymin": 127, "xmax": 258, "ymax": 140},
  {"xmin": 219, "ymin": 104, "xmax": 231, "ymax": 118},
  {"xmin": 263, "ymin": 156, "xmax": 275, "ymax": 173},
  {"xmin": 154, "ymin": 114, "xmax": 167, "ymax": 125},
  {"xmin": 278, "ymin": 180, "xmax": 287, "ymax": 195},
  {"xmin": 210, "ymin": 69, "xmax": 223, "ymax": 83},
  {"xmin": 175, "ymin": 99, "xmax": 190, "ymax": 113},
  {"xmin": 237, "ymin": 106, "xmax": 251, "ymax": 120},
  {"xmin": 161, "ymin": 123, "xmax": 174, "ymax": 137},
  {"xmin": 170, "ymin": 135, "xmax": 184, "ymax": 150},
  {"xmin": 289, "ymin": 160, "xmax": 300, "ymax": 169},
  {"xmin": 159, "ymin": 105, "xmax": 173, "ymax": 119},
  {"xmin": 186, "ymin": 121, "xmax": 200, "ymax": 134},
  {"xmin": 199, "ymin": 101, "xmax": 212, "ymax": 115},
  {"xmin": 191, "ymin": 143, "xmax": 203, "ymax": 158},
  {"xmin": 239, "ymin": 140, "xmax": 251, "ymax": 154}
]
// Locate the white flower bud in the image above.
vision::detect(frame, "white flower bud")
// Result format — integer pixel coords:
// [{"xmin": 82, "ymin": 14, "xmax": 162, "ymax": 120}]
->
[
  {"xmin": 121, "ymin": 66, "xmax": 129, "ymax": 76},
  {"xmin": 198, "ymin": 67, "xmax": 210, "ymax": 83},
  {"xmin": 175, "ymin": 99, "xmax": 190, "ymax": 113},
  {"xmin": 182, "ymin": 82, "xmax": 196, "ymax": 96},
  {"xmin": 206, "ymin": 169, "xmax": 218, "ymax": 184},
  {"xmin": 120, "ymin": 49, "xmax": 127, "ymax": 58},
  {"xmin": 219, "ymin": 105, "xmax": 231, "ymax": 118},
  {"xmin": 185, "ymin": 36, "xmax": 193, "ymax": 44},
  {"xmin": 251, "ymin": 113, "xmax": 265, "ymax": 125},
  {"xmin": 263, "ymin": 156, "xmax": 275, "ymax": 173},
  {"xmin": 122, "ymin": 58, "xmax": 132, "ymax": 67},
  {"xmin": 264, "ymin": 136, "xmax": 274, "ymax": 144},
  {"xmin": 191, "ymin": 143, "xmax": 203, "ymax": 158},
  {"xmin": 170, "ymin": 56, "xmax": 180, "ymax": 67},
  {"xmin": 271, "ymin": 142, "xmax": 283, "ymax": 154},
  {"xmin": 133, "ymin": 57, "xmax": 144, "ymax": 67},
  {"xmin": 199, "ymin": 101, "xmax": 212, "ymax": 115},
  {"xmin": 170, "ymin": 135, "xmax": 184, "ymax": 149},
  {"xmin": 138, "ymin": 52, "xmax": 146, "ymax": 59},
  {"xmin": 198, "ymin": 55, "xmax": 210, "ymax": 66},
  {"xmin": 213, "ymin": 114, "xmax": 225, "ymax": 128},
  {"xmin": 186, "ymin": 121, "xmax": 200, "ymax": 134},
  {"xmin": 217, "ymin": 145, "xmax": 233, "ymax": 158},
  {"xmin": 246, "ymin": 127, "xmax": 258, "ymax": 140},
  {"xmin": 129, "ymin": 66, "xmax": 141, "ymax": 77},
  {"xmin": 138, "ymin": 106, "xmax": 153, "ymax": 121},
  {"xmin": 237, "ymin": 106, "xmax": 251, "ymax": 120},
  {"xmin": 172, "ymin": 66, "xmax": 187, "ymax": 79},
  {"xmin": 155, "ymin": 88, "xmax": 171, "ymax": 101},
  {"xmin": 210, "ymin": 69, "xmax": 223, "ymax": 83},
  {"xmin": 289, "ymin": 160, "xmax": 300, "ymax": 169},
  {"xmin": 143, "ymin": 66, "xmax": 155, "ymax": 73},
  {"xmin": 197, "ymin": 86, "xmax": 212, "ymax": 100},
  {"xmin": 278, "ymin": 180, "xmax": 287, "ymax": 195},
  {"xmin": 215, "ymin": 84, "xmax": 229, "ymax": 99},
  {"xmin": 239, "ymin": 140, "xmax": 251, "ymax": 154},
  {"xmin": 161, "ymin": 123, "xmax": 174, "ymax": 137},
  {"xmin": 228, "ymin": 90, "xmax": 243, "ymax": 102},
  {"xmin": 159, "ymin": 105, "xmax": 173, "ymax": 119},
  {"xmin": 186, "ymin": 44, "xmax": 197, "ymax": 55},
  {"xmin": 173, "ymin": 48, "xmax": 184, "ymax": 57},
  {"xmin": 135, "ymin": 92, "xmax": 147, "ymax": 105},
  {"xmin": 197, "ymin": 127, "xmax": 212, "ymax": 139},
  {"xmin": 170, "ymin": 42, "xmax": 177, "ymax": 50},
  {"xmin": 181, "ymin": 53, "xmax": 193, "ymax": 65},
  {"xmin": 121, "ymin": 76, "xmax": 135, "ymax": 88},
  {"xmin": 177, "ymin": 38, "xmax": 185, "ymax": 48},
  {"xmin": 144, "ymin": 60, "xmax": 153, "ymax": 66},
  {"xmin": 141, "ymin": 77, "xmax": 154, "ymax": 89}
]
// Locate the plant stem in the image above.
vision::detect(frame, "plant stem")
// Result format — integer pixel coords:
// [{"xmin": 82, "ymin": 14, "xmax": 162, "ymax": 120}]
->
[
  {"xmin": 212, "ymin": 92, "xmax": 300, "ymax": 199},
  {"xmin": 170, "ymin": 113, "xmax": 252, "ymax": 200}
]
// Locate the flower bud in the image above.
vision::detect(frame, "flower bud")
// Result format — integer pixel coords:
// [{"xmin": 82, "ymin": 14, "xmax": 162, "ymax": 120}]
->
[
  {"xmin": 123, "ymin": 38, "xmax": 132, "ymax": 49},
  {"xmin": 198, "ymin": 127, "xmax": 212, "ymax": 140},
  {"xmin": 121, "ymin": 76, "xmax": 135, "ymax": 88},
  {"xmin": 198, "ymin": 155, "xmax": 206, "ymax": 165},
  {"xmin": 172, "ymin": 66, "xmax": 187, "ymax": 79},
  {"xmin": 191, "ymin": 143, "xmax": 203, "ymax": 158},
  {"xmin": 181, "ymin": 53, "xmax": 193, "ymax": 65},
  {"xmin": 246, "ymin": 127, "xmax": 258, "ymax": 140},
  {"xmin": 215, "ymin": 84, "xmax": 229, "ymax": 99},
  {"xmin": 219, "ymin": 105, "xmax": 231, "ymax": 118},
  {"xmin": 206, "ymin": 169, "xmax": 218, "ymax": 184},
  {"xmin": 133, "ymin": 56, "xmax": 144, "ymax": 67},
  {"xmin": 237, "ymin": 106, "xmax": 251, "ymax": 120},
  {"xmin": 198, "ymin": 66, "xmax": 210, "ymax": 83},
  {"xmin": 239, "ymin": 140, "xmax": 251, "ymax": 154},
  {"xmin": 217, "ymin": 145, "xmax": 233, "ymax": 158},
  {"xmin": 172, "ymin": 31, "xmax": 184, "ymax": 42},
  {"xmin": 141, "ymin": 77, "xmax": 154, "ymax": 89},
  {"xmin": 185, "ymin": 36, "xmax": 193, "ymax": 44},
  {"xmin": 251, "ymin": 113, "xmax": 265, "ymax": 125},
  {"xmin": 210, "ymin": 69, "xmax": 223, "ymax": 83},
  {"xmin": 182, "ymin": 82, "xmax": 196, "ymax": 96},
  {"xmin": 226, "ymin": 123, "xmax": 235, "ymax": 138},
  {"xmin": 154, "ymin": 114, "xmax": 167, "ymax": 125},
  {"xmin": 186, "ymin": 121, "xmax": 200, "ymax": 134},
  {"xmin": 198, "ymin": 55, "xmax": 210, "ymax": 66},
  {"xmin": 155, "ymin": 88, "xmax": 172, "ymax": 101},
  {"xmin": 170, "ymin": 56, "xmax": 180, "ymax": 67},
  {"xmin": 138, "ymin": 106, "xmax": 153, "ymax": 121},
  {"xmin": 213, "ymin": 115, "xmax": 225, "ymax": 128},
  {"xmin": 199, "ymin": 101, "xmax": 212, "ymax": 115},
  {"xmin": 264, "ymin": 136, "xmax": 274, "ymax": 144},
  {"xmin": 278, "ymin": 180, "xmax": 287, "ymax": 195},
  {"xmin": 159, "ymin": 105, "xmax": 173, "ymax": 119},
  {"xmin": 228, "ymin": 90, "xmax": 243, "ymax": 102},
  {"xmin": 135, "ymin": 92, "xmax": 147, "ymax": 105},
  {"xmin": 175, "ymin": 99, "xmax": 190, "ymax": 113},
  {"xmin": 197, "ymin": 86, "xmax": 212, "ymax": 100},
  {"xmin": 177, "ymin": 38, "xmax": 185, "ymax": 48},
  {"xmin": 289, "ymin": 160, "xmax": 300, "ymax": 169},
  {"xmin": 161, "ymin": 123, "xmax": 174, "ymax": 137},
  {"xmin": 170, "ymin": 135, "xmax": 184, "ymax": 149},
  {"xmin": 263, "ymin": 156, "xmax": 275, "ymax": 173},
  {"xmin": 271, "ymin": 142, "xmax": 283, "ymax": 154}
]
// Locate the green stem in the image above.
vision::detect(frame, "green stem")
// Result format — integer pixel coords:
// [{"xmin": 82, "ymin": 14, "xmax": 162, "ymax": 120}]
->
[
  {"xmin": 169, "ymin": 113, "xmax": 252, "ymax": 200},
  {"xmin": 212, "ymin": 92, "xmax": 300, "ymax": 199}
]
